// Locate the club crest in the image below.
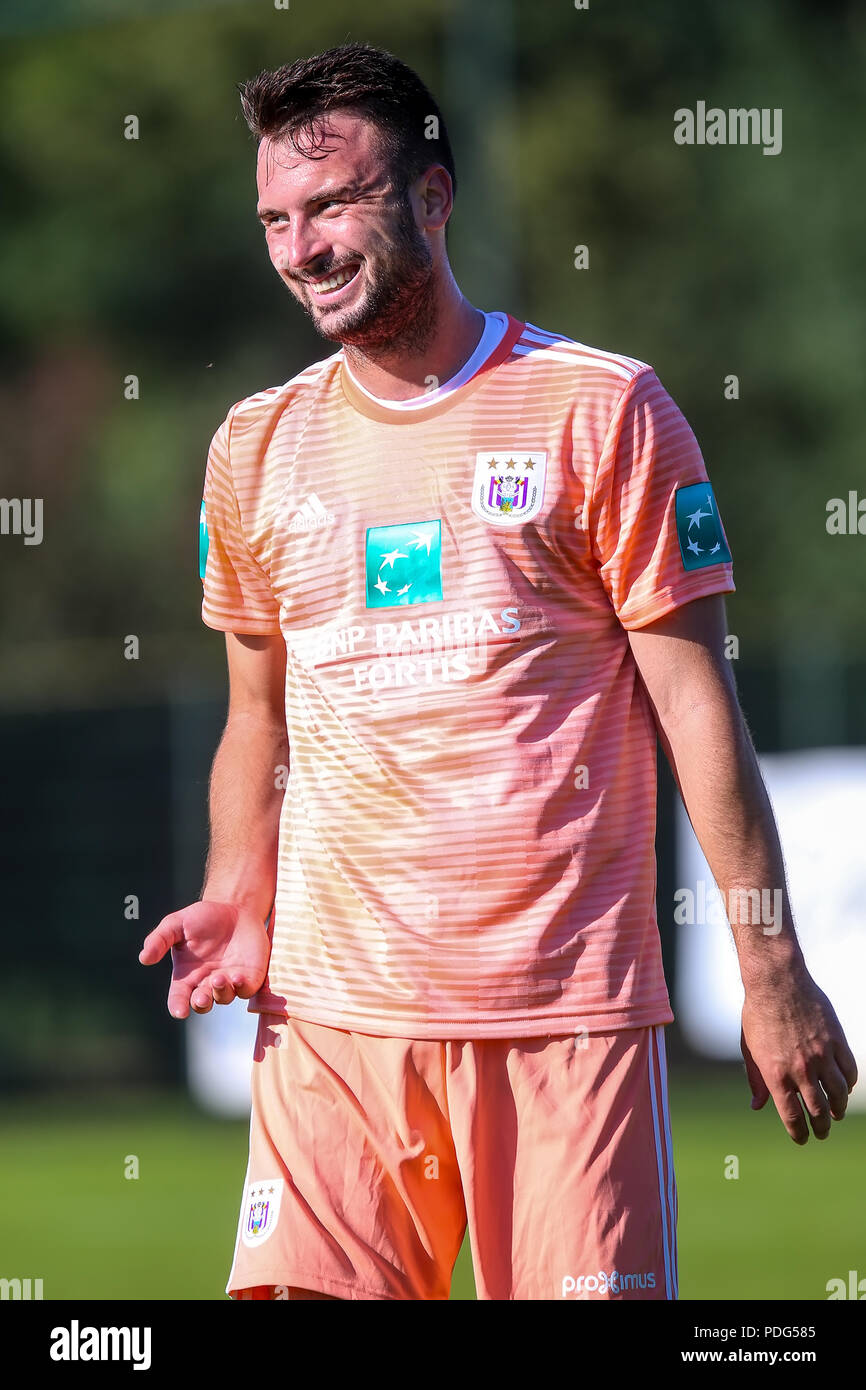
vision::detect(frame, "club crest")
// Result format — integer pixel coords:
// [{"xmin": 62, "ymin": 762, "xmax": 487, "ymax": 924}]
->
[
  {"xmin": 241, "ymin": 1178, "xmax": 283, "ymax": 1248},
  {"xmin": 471, "ymin": 451, "xmax": 547, "ymax": 526}
]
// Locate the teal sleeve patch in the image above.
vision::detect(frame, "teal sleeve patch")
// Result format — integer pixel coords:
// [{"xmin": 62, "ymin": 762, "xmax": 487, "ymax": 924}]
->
[
  {"xmin": 675, "ymin": 483, "xmax": 731, "ymax": 570},
  {"xmin": 199, "ymin": 499, "xmax": 209, "ymax": 580}
]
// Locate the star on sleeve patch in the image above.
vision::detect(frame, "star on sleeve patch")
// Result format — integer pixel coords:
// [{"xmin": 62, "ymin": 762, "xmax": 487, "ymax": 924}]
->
[
  {"xmin": 199, "ymin": 499, "xmax": 209, "ymax": 580},
  {"xmin": 674, "ymin": 483, "xmax": 731, "ymax": 570}
]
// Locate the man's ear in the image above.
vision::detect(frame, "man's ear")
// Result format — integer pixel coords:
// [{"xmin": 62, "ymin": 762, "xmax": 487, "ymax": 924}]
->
[{"xmin": 418, "ymin": 165, "xmax": 453, "ymax": 232}]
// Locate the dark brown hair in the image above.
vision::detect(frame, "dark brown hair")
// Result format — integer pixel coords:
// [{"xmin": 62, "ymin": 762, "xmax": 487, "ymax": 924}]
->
[{"xmin": 238, "ymin": 42, "xmax": 457, "ymax": 203}]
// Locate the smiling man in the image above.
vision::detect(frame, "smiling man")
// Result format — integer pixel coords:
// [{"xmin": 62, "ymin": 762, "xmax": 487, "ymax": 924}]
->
[
  {"xmin": 258, "ymin": 121, "xmax": 443, "ymax": 358},
  {"xmin": 140, "ymin": 42, "xmax": 856, "ymax": 1302}
]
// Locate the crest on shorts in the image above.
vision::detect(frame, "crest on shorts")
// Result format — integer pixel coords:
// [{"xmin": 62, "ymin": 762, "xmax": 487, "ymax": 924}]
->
[
  {"xmin": 471, "ymin": 452, "xmax": 547, "ymax": 526},
  {"xmin": 241, "ymin": 1178, "xmax": 283, "ymax": 1248}
]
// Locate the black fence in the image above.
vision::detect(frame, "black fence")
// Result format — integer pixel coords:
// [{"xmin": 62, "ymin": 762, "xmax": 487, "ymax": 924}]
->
[{"xmin": 2, "ymin": 661, "xmax": 864, "ymax": 1089}]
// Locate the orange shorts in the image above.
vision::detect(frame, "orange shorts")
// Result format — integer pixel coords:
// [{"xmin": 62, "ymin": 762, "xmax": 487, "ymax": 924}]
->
[{"xmin": 227, "ymin": 1014, "xmax": 678, "ymax": 1301}]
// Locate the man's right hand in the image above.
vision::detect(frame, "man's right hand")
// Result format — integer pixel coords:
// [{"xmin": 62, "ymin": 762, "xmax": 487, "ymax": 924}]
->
[{"xmin": 139, "ymin": 901, "xmax": 271, "ymax": 1018}]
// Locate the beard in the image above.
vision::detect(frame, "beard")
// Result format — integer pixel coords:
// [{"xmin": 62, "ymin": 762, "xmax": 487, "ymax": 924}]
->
[{"xmin": 288, "ymin": 194, "xmax": 438, "ymax": 357}]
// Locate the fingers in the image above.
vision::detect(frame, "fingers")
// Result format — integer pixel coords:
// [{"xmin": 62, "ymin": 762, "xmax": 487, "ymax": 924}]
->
[
  {"xmin": 768, "ymin": 1084, "xmax": 810, "ymax": 1146},
  {"xmin": 740, "ymin": 1032, "xmax": 770, "ymax": 1110},
  {"xmin": 189, "ymin": 985, "xmax": 215, "ymax": 1015},
  {"xmin": 210, "ymin": 974, "xmax": 239, "ymax": 1007},
  {"xmin": 187, "ymin": 973, "xmax": 240, "ymax": 1016},
  {"xmin": 834, "ymin": 1040, "xmax": 859, "ymax": 1096},
  {"xmin": 166, "ymin": 968, "xmax": 232, "ymax": 1019},
  {"xmin": 139, "ymin": 912, "xmax": 187, "ymax": 965},
  {"xmin": 767, "ymin": 1058, "xmax": 852, "ymax": 1144},
  {"xmin": 141, "ymin": 903, "xmax": 265, "ymax": 1018},
  {"xmin": 797, "ymin": 1069, "xmax": 832, "ymax": 1141},
  {"xmin": 166, "ymin": 970, "xmax": 252, "ymax": 1019},
  {"xmin": 230, "ymin": 971, "xmax": 260, "ymax": 1000},
  {"xmin": 797, "ymin": 1045, "xmax": 857, "ymax": 1136},
  {"xmin": 741, "ymin": 994, "xmax": 858, "ymax": 1144},
  {"xmin": 167, "ymin": 976, "xmax": 195, "ymax": 1020},
  {"xmin": 821, "ymin": 1056, "xmax": 853, "ymax": 1122}
]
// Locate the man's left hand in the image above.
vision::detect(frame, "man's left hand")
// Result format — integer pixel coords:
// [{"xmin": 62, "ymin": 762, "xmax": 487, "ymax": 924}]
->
[{"xmin": 741, "ymin": 973, "xmax": 858, "ymax": 1143}]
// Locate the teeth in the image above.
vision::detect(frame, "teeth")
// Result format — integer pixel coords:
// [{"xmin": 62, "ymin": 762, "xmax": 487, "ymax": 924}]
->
[{"xmin": 312, "ymin": 266, "xmax": 357, "ymax": 294}]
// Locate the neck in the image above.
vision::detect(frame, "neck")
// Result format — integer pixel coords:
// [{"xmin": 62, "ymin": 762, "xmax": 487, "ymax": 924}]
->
[{"xmin": 342, "ymin": 274, "xmax": 485, "ymax": 402}]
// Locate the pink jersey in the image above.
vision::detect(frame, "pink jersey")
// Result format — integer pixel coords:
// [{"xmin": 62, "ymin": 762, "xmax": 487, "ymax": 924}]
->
[{"xmin": 200, "ymin": 312, "xmax": 735, "ymax": 1038}]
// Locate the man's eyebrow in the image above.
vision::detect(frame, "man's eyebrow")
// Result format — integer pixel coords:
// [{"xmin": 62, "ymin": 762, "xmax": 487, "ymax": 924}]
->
[
  {"xmin": 256, "ymin": 184, "xmax": 360, "ymax": 220},
  {"xmin": 305, "ymin": 183, "xmax": 359, "ymax": 205}
]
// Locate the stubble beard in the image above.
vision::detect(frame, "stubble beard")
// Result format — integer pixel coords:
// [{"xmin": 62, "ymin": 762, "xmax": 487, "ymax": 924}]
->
[{"xmin": 290, "ymin": 194, "xmax": 439, "ymax": 360}]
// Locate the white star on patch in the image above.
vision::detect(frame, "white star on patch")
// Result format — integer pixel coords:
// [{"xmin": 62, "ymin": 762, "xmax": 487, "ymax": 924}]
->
[
  {"xmin": 380, "ymin": 547, "xmax": 407, "ymax": 569},
  {"xmin": 411, "ymin": 528, "xmax": 436, "ymax": 554}
]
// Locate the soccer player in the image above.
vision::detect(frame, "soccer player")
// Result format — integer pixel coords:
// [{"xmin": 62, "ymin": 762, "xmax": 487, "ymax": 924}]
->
[{"xmin": 140, "ymin": 43, "xmax": 857, "ymax": 1301}]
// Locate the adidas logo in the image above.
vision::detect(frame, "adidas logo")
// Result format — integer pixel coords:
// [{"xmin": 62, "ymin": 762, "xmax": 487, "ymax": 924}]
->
[{"xmin": 285, "ymin": 492, "xmax": 335, "ymax": 531}]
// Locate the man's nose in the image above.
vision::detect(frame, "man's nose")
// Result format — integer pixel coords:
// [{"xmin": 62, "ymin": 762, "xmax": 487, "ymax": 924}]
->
[{"xmin": 275, "ymin": 221, "xmax": 331, "ymax": 277}]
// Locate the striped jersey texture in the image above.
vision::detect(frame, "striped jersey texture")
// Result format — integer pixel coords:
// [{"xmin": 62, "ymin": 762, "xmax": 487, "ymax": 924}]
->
[{"xmin": 200, "ymin": 310, "xmax": 735, "ymax": 1038}]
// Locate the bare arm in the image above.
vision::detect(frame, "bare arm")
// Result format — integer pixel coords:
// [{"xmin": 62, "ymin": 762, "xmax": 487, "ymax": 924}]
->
[
  {"xmin": 140, "ymin": 631, "xmax": 288, "ymax": 1017},
  {"xmin": 630, "ymin": 596, "xmax": 800, "ymax": 974},
  {"xmin": 201, "ymin": 631, "xmax": 288, "ymax": 921},
  {"xmin": 628, "ymin": 594, "xmax": 857, "ymax": 1142}
]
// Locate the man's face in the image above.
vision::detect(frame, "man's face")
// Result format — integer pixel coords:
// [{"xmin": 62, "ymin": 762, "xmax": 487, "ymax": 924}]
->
[{"xmin": 255, "ymin": 110, "xmax": 436, "ymax": 350}]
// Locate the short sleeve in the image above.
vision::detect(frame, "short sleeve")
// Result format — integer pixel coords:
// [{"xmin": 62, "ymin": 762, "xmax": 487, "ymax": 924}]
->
[
  {"xmin": 199, "ymin": 409, "xmax": 282, "ymax": 635},
  {"xmin": 587, "ymin": 367, "xmax": 735, "ymax": 629}
]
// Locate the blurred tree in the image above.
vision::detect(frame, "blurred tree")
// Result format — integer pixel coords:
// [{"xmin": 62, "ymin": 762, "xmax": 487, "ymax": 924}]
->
[{"xmin": 0, "ymin": 0, "xmax": 863, "ymax": 700}]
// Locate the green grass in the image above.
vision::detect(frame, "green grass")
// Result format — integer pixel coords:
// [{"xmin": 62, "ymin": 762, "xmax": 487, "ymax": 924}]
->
[{"xmin": 0, "ymin": 1070, "xmax": 861, "ymax": 1300}]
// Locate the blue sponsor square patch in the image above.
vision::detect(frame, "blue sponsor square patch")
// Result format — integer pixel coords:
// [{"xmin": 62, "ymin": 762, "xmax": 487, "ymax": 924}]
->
[{"xmin": 365, "ymin": 520, "xmax": 442, "ymax": 608}]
